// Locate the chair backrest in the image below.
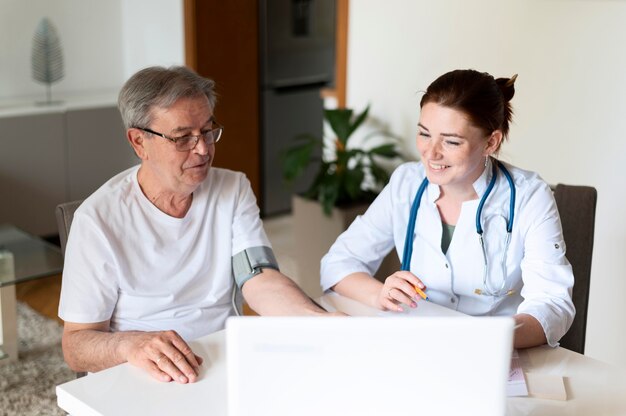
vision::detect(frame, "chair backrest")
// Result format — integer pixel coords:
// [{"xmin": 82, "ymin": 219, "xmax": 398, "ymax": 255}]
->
[
  {"xmin": 55, "ymin": 200, "xmax": 85, "ymax": 378},
  {"xmin": 55, "ymin": 200, "xmax": 84, "ymax": 255},
  {"xmin": 553, "ymin": 184, "xmax": 597, "ymax": 354}
]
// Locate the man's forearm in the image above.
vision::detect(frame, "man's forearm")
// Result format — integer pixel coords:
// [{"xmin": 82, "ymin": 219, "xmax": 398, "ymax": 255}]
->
[
  {"xmin": 242, "ymin": 268, "xmax": 326, "ymax": 316},
  {"xmin": 63, "ymin": 325, "xmax": 203, "ymax": 383},
  {"xmin": 62, "ymin": 328, "xmax": 139, "ymax": 373}
]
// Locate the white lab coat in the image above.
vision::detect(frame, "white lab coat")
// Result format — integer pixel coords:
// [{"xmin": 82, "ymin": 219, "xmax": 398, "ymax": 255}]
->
[{"xmin": 321, "ymin": 160, "xmax": 575, "ymax": 346}]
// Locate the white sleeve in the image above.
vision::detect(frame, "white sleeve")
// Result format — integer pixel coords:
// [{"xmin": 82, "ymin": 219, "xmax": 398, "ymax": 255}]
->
[
  {"xmin": 58, "ymin": 212, "xmax": 120, "ymax": 324},
  {"xmin": 320, "ymin": 180, "xmax": 397, "ymax": 291},
  {"xmin": 231, "ymin": 174, "xmax": 271, "ymax": 256},
  {"xmin": 517, "ymin": 182, "xmax": 575, "ymax": 347}
]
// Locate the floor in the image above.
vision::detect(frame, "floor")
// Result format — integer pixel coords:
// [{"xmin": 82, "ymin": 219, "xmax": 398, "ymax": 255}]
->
[
  {"xmin": 16, "ymin": 274, "xmax": 63, "ymax": 323},
  {"xmin": 15, "ymin": 215, "xmax": 297, "ymax": 322},
  {"xmin": 261, "ymin": 214, "xmax": 301, "ymax": 282}
]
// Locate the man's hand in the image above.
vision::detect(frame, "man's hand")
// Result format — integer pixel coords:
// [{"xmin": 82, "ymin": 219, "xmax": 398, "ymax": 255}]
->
[
  {"xmin": 123, "ymin": 330, "xmax": 203, "ymax": 383},
  {"xmin": 62, "ymin": 322, "xmax": 203, "ymax": 384}
]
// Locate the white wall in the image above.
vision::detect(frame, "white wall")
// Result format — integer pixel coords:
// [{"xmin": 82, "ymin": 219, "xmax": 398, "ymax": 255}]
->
[
  {"xmin": 0, "ymin": 0, "xmax": 184, "ymax": 102},
  {"xmin": 121, "ymin": 0, "xmax": 185, "ymax": 80},
  {"xmin": 347, "ymin": 0, "xmax": 626, "ymax": 367}
]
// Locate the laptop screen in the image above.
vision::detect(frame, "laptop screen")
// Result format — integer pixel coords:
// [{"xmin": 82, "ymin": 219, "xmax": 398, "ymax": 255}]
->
[{"xmin": 226, "ymin": 316, "xmax": 514, "ymax": 416}]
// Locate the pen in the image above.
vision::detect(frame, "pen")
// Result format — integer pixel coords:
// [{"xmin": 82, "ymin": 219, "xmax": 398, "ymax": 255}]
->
[{"xmin": 414, "ymin": 285, "xmax": 429, "ymax": 301}]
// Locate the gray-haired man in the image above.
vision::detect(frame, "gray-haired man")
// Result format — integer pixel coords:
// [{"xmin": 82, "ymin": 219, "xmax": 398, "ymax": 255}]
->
[{"xmin": 59, "ymin": 66, "xmax": 335, "ymax": 384}]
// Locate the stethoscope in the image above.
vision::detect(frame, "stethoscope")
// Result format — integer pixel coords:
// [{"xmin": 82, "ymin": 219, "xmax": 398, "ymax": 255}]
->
[{"xmin": 401, "ymin": 159, "xmax": 517, "ymax": 297}]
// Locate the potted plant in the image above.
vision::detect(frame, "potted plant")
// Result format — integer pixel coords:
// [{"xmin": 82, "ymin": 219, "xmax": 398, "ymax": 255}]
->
[
  {"xmin": 283, "ymin": 105, "xmax": 402, "ymax": 215},
  {"xmin": 281, "ymin": 106, "xmax": 404, "ymax": 297}
]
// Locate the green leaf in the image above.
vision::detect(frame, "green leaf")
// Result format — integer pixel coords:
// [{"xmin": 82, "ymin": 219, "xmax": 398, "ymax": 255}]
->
[
  {"xmin": 304, "ymin": 161, "xmax": 332, "ymax": 199},
  {"xmin": 325, "ymin": 108, "xmax": 353, "ymax": 144},
  {"xmin": 282, "ymin": 138, "xmax": 318, "ymax": 182},
  {"xmin": 344, "ymin": 167, "xmax": 365, "ymax": 200},
  {"xmin": 336, "ymin": 149, "xmax": 356, "ymax": 168},
  {"xmin": 319, "ymin": 175, "xmax": 341, "ymax": 216},
  {"xmin": 368, "ymin": 143, "xmax": 400, "ymax": 158},
  {"xmin": 368, "ymin": 160, "xmax": 390, "ymax": 186},
  {"xmin": 346, "ymin": 105, "xmax": 370, "ymax": 139},
  {"xmin": 344, "ymin": 148, "xmax": 366, "ymax": 158}
]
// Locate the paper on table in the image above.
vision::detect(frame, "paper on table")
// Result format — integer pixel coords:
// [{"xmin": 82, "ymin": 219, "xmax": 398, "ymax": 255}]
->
[
  {"xmin": 320, "ymin": 292, "xmax": 563, "ymax": 400},
  {"xmin": 318, "ymin": 291, "xmax": 467, "ymax": 317},
  {"xmin": 507, "ymin": 349, "xmax": 528, "ymax": 397},
  {"xmin": 525, "ymin": 372, "xmax": 567, "ymax": 401},
  {"xmin": 321, "ymin": 291, "xmax": 526, "ymax": 398}
]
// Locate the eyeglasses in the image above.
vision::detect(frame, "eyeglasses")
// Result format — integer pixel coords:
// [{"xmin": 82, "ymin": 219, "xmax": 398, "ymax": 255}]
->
[{"xmin": 137, "ymin": 122, "xmax": 224, "ymax": 151}]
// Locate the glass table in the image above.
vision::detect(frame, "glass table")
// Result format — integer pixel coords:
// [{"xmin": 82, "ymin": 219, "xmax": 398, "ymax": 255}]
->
[{"xmin": 0, "ymin": 224, "xmax": 64, "ymax": 364}]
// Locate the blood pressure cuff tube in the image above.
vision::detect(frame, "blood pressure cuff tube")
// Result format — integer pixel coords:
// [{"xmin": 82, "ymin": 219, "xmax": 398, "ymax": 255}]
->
[{"xmin": 232, "ymin": 246, "xmax": 280, "ymax": 288}]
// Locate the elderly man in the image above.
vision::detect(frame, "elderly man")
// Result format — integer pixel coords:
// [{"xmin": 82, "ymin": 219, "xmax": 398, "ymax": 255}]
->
[{"xmin": 59, "ymin": 66, "xmax": 331, "ymax": 384}]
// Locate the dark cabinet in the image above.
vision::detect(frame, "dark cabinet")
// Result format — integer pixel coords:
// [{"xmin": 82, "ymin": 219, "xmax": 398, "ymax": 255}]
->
[{"xmin": 185, "ymin": 0, "xmax": 335, "ymax": 216}]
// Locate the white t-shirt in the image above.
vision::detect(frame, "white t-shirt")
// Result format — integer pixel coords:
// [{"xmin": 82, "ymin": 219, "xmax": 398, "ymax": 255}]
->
[
  {"xmin": 58, "ymin": 165, "xmax": 270, "ymax": 341},
  {"xmin": 321, "ymin": 160, "xmax": 575, "ymax": 347}
]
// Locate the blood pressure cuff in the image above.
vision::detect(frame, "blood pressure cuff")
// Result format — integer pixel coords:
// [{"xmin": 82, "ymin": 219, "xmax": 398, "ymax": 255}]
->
[{"xmin": 232, "ymin": 246, "xmax": 279, "ymax": 288}]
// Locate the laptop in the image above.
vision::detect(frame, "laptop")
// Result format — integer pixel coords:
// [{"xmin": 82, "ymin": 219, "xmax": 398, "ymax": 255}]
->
[{"xmin": 226, "ymin": 316, "xmax": 514, "ymax": 416}]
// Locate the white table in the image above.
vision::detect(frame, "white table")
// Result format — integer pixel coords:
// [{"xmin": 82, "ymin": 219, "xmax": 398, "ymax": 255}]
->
[{"xmin": 57, "ymin": 293, "xmax": 626, "ymax": 415}]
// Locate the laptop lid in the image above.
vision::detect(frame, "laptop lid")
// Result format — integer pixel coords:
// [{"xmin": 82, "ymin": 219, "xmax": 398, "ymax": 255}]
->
[{"xmin": 226, "ymin": 316, "xmax": 514, "ymax": 416}]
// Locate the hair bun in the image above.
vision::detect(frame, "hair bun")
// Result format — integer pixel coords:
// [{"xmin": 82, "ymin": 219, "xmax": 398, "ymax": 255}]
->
[
  {"xmin": 505, "ymin": 74, "xmax": 518, "ymax": 87},
  {"xmin": 496, "ymin": 74, "xmax": 517, "ymax": 102}
]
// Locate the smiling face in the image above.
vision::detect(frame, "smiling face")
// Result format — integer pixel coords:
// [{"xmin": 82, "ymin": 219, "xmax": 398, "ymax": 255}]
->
[
  {"xmin": 129, "ymin": 95, "xmax": 216, "ymax": 197},
  {"xmin": 417, "ymin": 102, "xmax": 501, "ymax": 196}
]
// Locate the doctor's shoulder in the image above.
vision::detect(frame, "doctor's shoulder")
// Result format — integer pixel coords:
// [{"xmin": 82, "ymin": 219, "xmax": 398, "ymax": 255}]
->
[
  {"xmin": 503, "ymin": 162, "xmax": 557, "ymax": 218},
  {"xmin": 500, "ymin": 162, "xmax": 551, "ymax": 193},
  {"xmin": 388, "ymin": 161, "xmax": 425, "ymax": 190},
  {"xmin": 380, "ymin": 161, "xmax": 425, "ymax": 206}
]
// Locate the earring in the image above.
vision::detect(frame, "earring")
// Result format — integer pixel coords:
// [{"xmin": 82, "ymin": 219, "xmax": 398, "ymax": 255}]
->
[{"xmin": 484, "ymin": 156, "xmax": 489, "ymax": 167}]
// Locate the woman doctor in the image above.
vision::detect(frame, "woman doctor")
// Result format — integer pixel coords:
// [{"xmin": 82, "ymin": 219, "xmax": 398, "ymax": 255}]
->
[{"xmin": 320, "ymin": 69, "xmax": 575, "ymax": 349}]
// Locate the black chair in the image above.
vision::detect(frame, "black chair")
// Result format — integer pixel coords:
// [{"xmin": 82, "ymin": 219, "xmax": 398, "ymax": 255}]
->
[
  {"xmin": 553, "ymin": 184, "xmax": 597, "ymax": 354},
  {"xmin": 55, "ymin": 200, "xmax": 86, "ymax": 377},
  {"xmin": 55, "ymin": 200, "xmax": 84, "ymax": 255}
]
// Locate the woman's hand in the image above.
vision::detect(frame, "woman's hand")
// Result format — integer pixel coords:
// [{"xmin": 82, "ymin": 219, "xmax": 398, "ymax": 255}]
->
[{"xmin": 377, "ymin": 271, "xmax": 427, "ymax": 311}]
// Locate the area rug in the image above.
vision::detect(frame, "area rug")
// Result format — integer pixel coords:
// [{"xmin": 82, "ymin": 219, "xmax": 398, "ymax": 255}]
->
[{"xmin": 0, "ymin": 302, "xmax": 74, "ymax": 416}]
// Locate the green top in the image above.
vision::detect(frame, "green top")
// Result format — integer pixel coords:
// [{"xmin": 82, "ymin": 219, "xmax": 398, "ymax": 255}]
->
[{"xmin": 441, "ymin": 222, "xmax": 456, "ymax": 254}]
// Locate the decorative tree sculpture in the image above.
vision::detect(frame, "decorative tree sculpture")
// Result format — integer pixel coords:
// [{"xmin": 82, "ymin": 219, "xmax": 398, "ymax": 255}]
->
[{"xmin": 31, "ymin": 17, "xmax": 64, "ymax": 105}]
